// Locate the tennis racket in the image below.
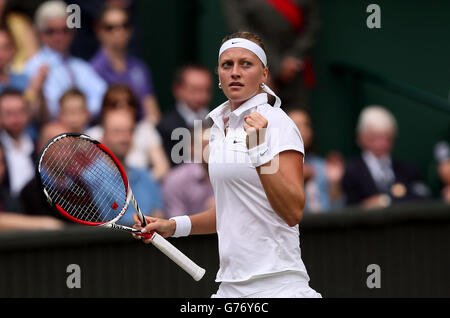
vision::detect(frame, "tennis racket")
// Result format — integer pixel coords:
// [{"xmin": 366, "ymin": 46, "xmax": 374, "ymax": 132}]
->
[{"xmin": 37, "ymin": 133, "xmax": 205, "ymax": 281}]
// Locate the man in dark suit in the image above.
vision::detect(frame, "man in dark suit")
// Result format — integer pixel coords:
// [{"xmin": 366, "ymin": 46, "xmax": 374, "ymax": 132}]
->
[
  {"xmin": 342, "ymin": 106, "xmax": 430, "ymax": 208},
  {"xmin": 156, "ymin": 64, "xmax": 213, "ymax": 166}
]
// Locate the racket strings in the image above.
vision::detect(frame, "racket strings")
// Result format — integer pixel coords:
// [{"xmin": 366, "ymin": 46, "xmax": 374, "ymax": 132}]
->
[
  {"xmin": 40, "ymin": 136, "xmax": 127, "ymax": 223},
  {"xmin": 42, "ymin": 139, "xmax": 100, "ymax": 220},
  {"xmin": 45, "ymin": 140, "xmax": 91, "ymax": 213},
  {"xmin": 45, "ymin": 142, "xmax": 123, "ymax": 223}
]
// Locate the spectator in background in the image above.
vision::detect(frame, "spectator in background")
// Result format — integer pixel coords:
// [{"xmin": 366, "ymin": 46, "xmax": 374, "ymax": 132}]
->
[
  {"xmin": 342, "ymin": 106, "xmax": 430, "ymax": 209},
  {"xmin": 91, "ymin": 6, "xmax": 161, "ymax": 123},
  {"xmin": 222, "ymin": 0, "xmax": 320, "ymax": 110},
  {"xmin": 24, "ymin": 0, "xmax": 107, "ymax": 120},
  {"xmin": 0, "ymin": 25, "xmax": 27, "ymax": 93},
  {"xmin": 157, "ymin": 64, "xmax": 213, "ymax": 166},
  {"xmin": 288, "ymin": 108, "xmax": 344, "ymax": 212},
  {"xmin": 0, "ymin": 140, "xmax": 64, "ymax": 231},
  {"xmin": 0, "ymin": 24, "xmax": 49, "ymax": 140},
  {"xmin": 58, "ymin": 88, "xmax": 90, "ymax": 133},
  {"xmin": 70, "ymin": 0, "xmax": 141, "ymax": 60},
  {"xmin": 101, "ymin": 107, "xmax": 164, "ymax": 225},
  {"xmin": 0, "ymin": 0, "xmax": 39, "ymax": 73},
  {"xmin": 434, "ymin": 141, "xmax": 450, "ymax": 203},
  {"xmin": 85, "ymin": 85, "xmax": 169, "ymax": 181},
  {"xmin": 19, "ymin": 121, "xmax": 71, "ymax": 222},
  {"xmin": 0, "ymin": 143, "xmax": 21, "ymax": 212},
  {"xmin": 162, "ymin": 126, "xmax": 214, "ymax": 218},
  {"xmin": 0, "ymin": 89, "xmax": 34, "ymax": 197}
]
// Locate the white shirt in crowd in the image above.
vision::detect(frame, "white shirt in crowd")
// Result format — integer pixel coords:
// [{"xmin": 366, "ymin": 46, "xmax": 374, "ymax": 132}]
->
[
  {"xmin": 206, "ymin": 93, "xmax": 310, "ymax": 286},
  {"xmin": 24, "ymin": 46, "xmax": 107, "ymax": 119},
  {"xmin": 0, "ymin": 131, "xmax": 35, "ymax": 196}
]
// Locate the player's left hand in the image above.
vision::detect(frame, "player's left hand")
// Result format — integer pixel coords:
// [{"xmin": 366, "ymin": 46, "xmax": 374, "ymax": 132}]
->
[{"xmin": 244, "ymin": 112, "xmax": 268, "ymax": 149}]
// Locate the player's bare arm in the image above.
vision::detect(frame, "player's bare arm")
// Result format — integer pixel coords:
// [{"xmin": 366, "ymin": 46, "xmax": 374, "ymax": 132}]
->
[{"xmin": 257, "ymin": 151, "xmax": 305, "ymax": 227}]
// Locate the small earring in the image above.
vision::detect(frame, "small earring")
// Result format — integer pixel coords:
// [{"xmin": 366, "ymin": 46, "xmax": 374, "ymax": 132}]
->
[
  {"xmin": 218, "ymin": 82, "xmax": 222, "ymax": 89},
  {"xmin": 260, "ymin": 83, "xmax": 266, "ymax": 89}
]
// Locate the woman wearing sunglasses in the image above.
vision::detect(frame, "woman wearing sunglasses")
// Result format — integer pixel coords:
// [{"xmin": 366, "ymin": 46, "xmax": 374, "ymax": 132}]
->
[{"xmin": 91, "ymin": 6, "xmax": 161, "ymax": 124}]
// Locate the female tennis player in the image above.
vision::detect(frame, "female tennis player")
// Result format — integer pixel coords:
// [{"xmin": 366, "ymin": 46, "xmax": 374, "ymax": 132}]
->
[{"xmin": 132, "ymin": 31, "xmax": 321, "ymax": 298}]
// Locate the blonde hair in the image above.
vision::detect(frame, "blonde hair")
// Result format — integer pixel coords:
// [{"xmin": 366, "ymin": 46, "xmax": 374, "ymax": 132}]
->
[{"xmin": 221, "ymin": 31, "xmax": 266, "ymax": 53}]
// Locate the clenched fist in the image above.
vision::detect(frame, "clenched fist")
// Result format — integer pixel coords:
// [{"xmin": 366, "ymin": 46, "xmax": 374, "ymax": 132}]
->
[{"xmin": 244, "ymin": 112, "xmax": 268, "ymax": 149}]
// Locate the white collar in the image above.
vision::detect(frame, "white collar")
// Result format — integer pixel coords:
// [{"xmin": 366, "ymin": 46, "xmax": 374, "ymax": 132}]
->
[
  {"xmin": 41, "ymin": 46, "xmax": 67, "ymax": 61},
  {"xmin": 206, "ymin": 93, "xmax": 268, "ymax": 123}
]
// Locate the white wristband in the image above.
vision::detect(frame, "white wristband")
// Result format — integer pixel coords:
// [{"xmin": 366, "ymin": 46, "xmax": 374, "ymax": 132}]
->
[
  {"xmin": 248, "ymin": 141, "xmax": 272, "ymax": 167},
  {"xmin": 169, "ymin": 215, "xmax": 192, "ymax": 238}
]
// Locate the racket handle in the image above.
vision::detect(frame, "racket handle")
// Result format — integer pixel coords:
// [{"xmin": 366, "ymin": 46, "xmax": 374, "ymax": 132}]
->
[
  {"xmin": 105, "ymin": 217, "xmax": 205, "ymax": 280},
  {"xmin": 150, "ymin": 232, "xmax": 206, "ymax": 281}
]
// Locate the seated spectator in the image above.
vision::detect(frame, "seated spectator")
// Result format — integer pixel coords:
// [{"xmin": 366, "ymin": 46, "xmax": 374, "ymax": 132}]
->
[
  {"xmin": 0, "ymin": 0, "xmax": 39, "ymax": 73},
  {"xmin": 0, "ymin": 143, "xmax": 21, "ymax": 212},
  {"xmin": 162, "ymin": 127, "xmax": 214, "ymax": 218},
  {"xmin": 70, "ymin": 0, "xmax": 140, "ymax": 60},
  {"xmin": 0, "ymin": 126, "xmax": 64, "ymax": 230},
  {"xmin": 0, "ymin": 89, "xmax": 34, "ymax": 196},
  {"xmin": 157, "ymin": 64, "xmax": 213, "ymax": 165},
  {"xmin": 288, "ymin": 108, "xmax": 344, "ymax": 212},
  {"xmin": 0, "ymin": 25, "xmax": 28, "ymax": 93},
  {"xmin": 24, "ymin": 0, "xmax": 107, "ymax": 120},
  {"xmin": 85, "ymin": 85, "xmax": 169, "ymax": 181},
  {"xmin": 342, "ymin": 105, "xmax": 430, "ymax": 209},
  {"xmin": 58, "ymin": 88, "xmax": 90, "ymax": 133},
  {"xmin": 19, "ymin": 121, "xmax": 71, "ymax": 222},
  {"xmin": 0, "ymin": 24, "xmax": 49, "ymax": 141},
  {"xmin": 101, "ymin": 107, "xmax": 164, "ymax": 225},
  {"xmin": 434, "ymin": 141, "xmax": 450, "ymax": 204},
  {"xmin": 91, "ymin": 6, "xmax": 161, "ymax": 123}
]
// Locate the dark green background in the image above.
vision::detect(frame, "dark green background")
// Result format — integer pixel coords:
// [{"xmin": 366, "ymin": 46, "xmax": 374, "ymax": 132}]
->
[{"xmin": 136, "ymin": 0, "xmax": 450, "ymax": 186}]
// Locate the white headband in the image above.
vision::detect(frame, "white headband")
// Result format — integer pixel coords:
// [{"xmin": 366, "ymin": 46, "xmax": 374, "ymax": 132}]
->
[
  {"xmin": 218, "ymin": 38, "xmax": 281, "ymax": 108},
  {"xmin": 219, "ymin": 38, "xmax": 267, "ymax": 66}
]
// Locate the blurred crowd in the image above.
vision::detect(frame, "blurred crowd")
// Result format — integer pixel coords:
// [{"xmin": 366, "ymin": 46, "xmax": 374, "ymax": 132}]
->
[{"xmin": 0, "ymin": 0, "xmax": 448, "ymax": 231}]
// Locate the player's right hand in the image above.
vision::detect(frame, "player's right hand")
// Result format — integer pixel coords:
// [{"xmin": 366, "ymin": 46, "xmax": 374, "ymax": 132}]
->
[{"xmin": 132, "ymin": 213, "xmax": 176, "ymax": 243}]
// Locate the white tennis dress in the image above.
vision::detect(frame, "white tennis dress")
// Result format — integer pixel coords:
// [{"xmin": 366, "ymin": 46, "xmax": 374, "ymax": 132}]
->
[{"xmin": 206, "ymin": 93, "xmax": 321, "ymax": 298}]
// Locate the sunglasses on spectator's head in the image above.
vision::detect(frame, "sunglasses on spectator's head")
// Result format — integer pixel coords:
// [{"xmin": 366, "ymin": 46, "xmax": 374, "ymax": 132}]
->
[
  {"xmin": 102, "ymin": 21, "xmax": 131, "ymax": 32},
  {"xmin": 43, "ymin": 26, "xmax": 72, "ymax": 36}
]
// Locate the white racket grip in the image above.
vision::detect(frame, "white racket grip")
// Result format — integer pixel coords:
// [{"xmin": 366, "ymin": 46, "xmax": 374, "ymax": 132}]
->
[{"xmin": 150, "ymin": 232, "xmax": 206, "ymax": 281}]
